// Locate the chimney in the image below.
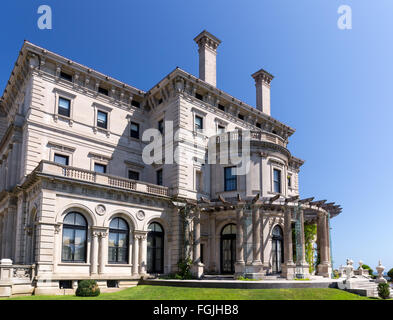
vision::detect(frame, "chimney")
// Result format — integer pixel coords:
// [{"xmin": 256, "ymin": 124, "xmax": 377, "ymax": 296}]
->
[
  {"xmin": 194, "ymin": 30, "xmax": 221, "ymax": 87},
  {"xmin": 251, "ymin": 69, "xmax": 274, "ymax": 115}
]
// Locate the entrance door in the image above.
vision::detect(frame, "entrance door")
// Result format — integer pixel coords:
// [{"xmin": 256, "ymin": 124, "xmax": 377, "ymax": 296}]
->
[
  {"xmin": 147, "ymin": 222, "xmax": 164, "ymax": 273},
  {"xmin": 272, "ymin": 225, "xmax": 284, "ymax": 273},
  {"xmin": 220, "ymin": 224, "xmax": 236, "ymax": 274}
]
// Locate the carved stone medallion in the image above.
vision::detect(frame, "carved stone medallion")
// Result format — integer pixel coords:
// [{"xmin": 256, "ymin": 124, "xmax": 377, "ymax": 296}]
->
[
  {"xmin": 95, "ymin": 204, "xmax": 106, "ymax": 216},
  {"xmin": 136, "ymin": 210, "xmax": 145, "ymax": 221}
]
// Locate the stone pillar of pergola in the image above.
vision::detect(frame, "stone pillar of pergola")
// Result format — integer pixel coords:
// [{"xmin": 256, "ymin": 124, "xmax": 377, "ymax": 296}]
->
[
  {"xmin": 282, "ymin": 207, "xmax": 296, "ymax": 279},
  {"xmin": 317, "ymin": 212, "xmax": 332, "ymax": 277},
  {"xmin": 191, "ymin": 207, "xmax": 204, "ymax": 278}
]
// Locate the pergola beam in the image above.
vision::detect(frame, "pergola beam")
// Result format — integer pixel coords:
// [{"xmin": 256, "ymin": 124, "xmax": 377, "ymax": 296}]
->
[
  {"xmin": 298, "ymin": 197, "xmax": 314, "ymax": 204},
  {"xmin": 268, "ymin": 194, "xmax": 280, "ymax": 203}
]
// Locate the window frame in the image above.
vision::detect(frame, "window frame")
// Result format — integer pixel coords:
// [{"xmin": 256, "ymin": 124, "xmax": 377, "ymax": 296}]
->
[
  {"xmin": 61, "ymin": 212, "xmax": 88, "ymax": 263},
  {"xmin": 54, "ymin": 153, "xmax": 69, "ymax": 166},
  {"xmin": 128, "ymin": 170, "xmax": 140, "ymax": 181},
  {"xmin": 156, "ymin": 169, "xmax": 163, "ymax": 186},
  {"xmin": 94, "ymin": 162, "xmax": 107, "ymax": 174},
  {"xmin": 130, "ymin": 121, "xmax": 140, "ymax": 139},
  {"xmin": 224, "ymin": 166, "xmax": 237, "ymax": 192},
  {"xmin": 273, "ymin": 168, "xmax": 282, "ymax": 194},
  {"xmin": 108, "ymin": 217, "xmax": 129, "ymax": 264},
  {"xmin": 92, "ymin": 103, "xmax": 112, "ymax": 136},
  {"xmin": 53, "ymin": 88, "xmax": 76, "ymax": 126},
  {"xmin": 194, "ymin": 115, "xmax": 203, "ymax": 131},
  {"xmin": 97, "ymin": 110, "xmax": 108, "ymax": 129}
]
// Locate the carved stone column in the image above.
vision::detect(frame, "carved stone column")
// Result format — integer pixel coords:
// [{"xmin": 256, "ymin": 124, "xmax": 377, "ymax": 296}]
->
[
  {"xmin": 252, "ymin": 206, "xmax": 262, "ymax": 264},
  {"xmin": 296, "ymin": 209, "xmax": 309, "ymax": 278},
  {"xmin": 235, "ymin": 205, "xmax": 245, "ymax": 277},
  {"xmin": 282, "ymin": 207, "xmax": 295, "ymax": 279},
  {"xmin": 139, "ymin": 233, "xmax": 148, "ymax": 276},
  {"xmin": 133, "ymin": 235, "xmax": 139, "ymax": 275},
  {"xmin": 317, "ymin": 212, "xmax": 331, "ymax": 277},
  {"xmin": 91, "ymin": 231, "xmax": 99, "ymax": 274},
  {"xmin": 191, "ymin": 208, "xmax": 204, "ymax": 279},
  {"xmin": 208, "ymin": 214, "xmax": 216, "ymax": 272},
  {"xmin": 98, "ymin": 231, "xmax": 107, "ymax": 274}
]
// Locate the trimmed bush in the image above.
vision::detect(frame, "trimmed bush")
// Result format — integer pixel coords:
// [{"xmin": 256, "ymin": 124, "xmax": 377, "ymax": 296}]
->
[
  {"xmin": 387, "ymin": 268, "xmax": 393, "ymax": 282},
  {"xmin": 75, "ymin": 280, "xmax": 100, "ymax": 297},
  {"xmin": 377, "ymin": 282, "xmax": 391, "ymax": 299}
]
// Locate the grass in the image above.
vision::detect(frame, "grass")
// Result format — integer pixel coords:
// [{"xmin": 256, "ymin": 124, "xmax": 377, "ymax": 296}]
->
[{"xmin": 2, "ymin": 285, "xmax": 375, "ymax": 300}]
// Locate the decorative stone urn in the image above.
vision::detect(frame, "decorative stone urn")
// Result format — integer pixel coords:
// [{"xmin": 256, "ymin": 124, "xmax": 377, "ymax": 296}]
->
[
  {"xmin": 358, "ymin": 260, "xmax": 363, "ymax": 271},
  {"xmin": 376, "ymin": 260, "xmax": 387, "ymax": 283}
]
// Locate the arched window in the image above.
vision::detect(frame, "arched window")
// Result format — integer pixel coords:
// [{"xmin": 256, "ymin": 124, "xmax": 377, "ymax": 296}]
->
[
  {"xmin": 62, "ymin": 212, "xmax": 87, "ymax": 262},
  {"xmin": 272, "ymin": 225, "xmax": 284, "ymax": 273},
  {"xmin": 108, "ymin": 217, "xmax": 129, "ymax": 263},
  {"xmin": 147, "ymin": 222, "xmax": 164, "ymax": 273}
]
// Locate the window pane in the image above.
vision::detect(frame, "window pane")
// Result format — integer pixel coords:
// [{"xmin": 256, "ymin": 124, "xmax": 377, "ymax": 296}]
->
[
  {"xmin": 58, "ymin": 97, "xmax": 70, "ymax": 117},
  {"xmin": 74, "ymin": 229, "xmax": 86, "ymax": 261},
  {"xmin": 74, "ymin": 213, "xmax": 87, "ymax": 226},
  {"xmin": 54, "ymin": 154, "xmax": 69, "ymax": 166},
  {"xmin": 195, "ymin": 116, "xmax": 203, "ymax": 130},
  {"xmin": 97, "ymin": 111, "xmax": 108, "ymax": 129},
  {"xmin": 108, "ymin": 247, "xmax": 117, "ymax": 263},
  {"xmin": 117, "ymin": 219, "xmax": 128, "ymax": 231},
  {"xmin": 62, "ymin": 228, "xmax": 74, "ymax": 261},
  {"xmin": 94, "ymin": 163, "xmax": 106, "ymax": 174},
  {"xmin": 108, "ymin": 232, "xmax": 117, "ymax": 247},
  {"xmin": 156, "ymin": 170, "xmax": 163, "ymax": 186},
  {"xmin": 118, "ymin": 233, "xmax": 127, "ymax": 248},
  {"xmin": 128, "ymin": 170, "xmax": 139, "ymax": 180},
  {"xmin": 130, "ymin": 122, "xmax": 139, "ymax": 139}
]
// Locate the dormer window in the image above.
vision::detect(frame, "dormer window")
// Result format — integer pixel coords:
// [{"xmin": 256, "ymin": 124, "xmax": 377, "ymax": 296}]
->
[
  {"xmin": 98, "ymin": 87, "xmax": 109, "ymax": 96},
  {"xmin": 60, "ymin": 71, "xmax": 73, "ymax": 82}
]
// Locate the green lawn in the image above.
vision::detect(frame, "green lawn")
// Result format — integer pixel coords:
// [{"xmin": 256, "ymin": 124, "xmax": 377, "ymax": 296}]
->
[{"xmin": 2, "ymin": 285, "xmax": 375, "ymax": 300}]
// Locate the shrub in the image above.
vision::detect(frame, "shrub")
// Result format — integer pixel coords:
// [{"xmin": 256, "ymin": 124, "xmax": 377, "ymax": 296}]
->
[
  {"xmin": 387, "ymin": 268, "xmax": 393, "ymax": 282},
  {"xmin": 333, "ymin": 269, "xmax": 340, "ymax": 279},
  {"xmin": 75, "ymin": 280, "xmax": 100, "ymax": 297},
  {"xmin": 377, "ymin": 282, "xmax": 391, "ymax": 299},
  {"xmin": 176, "ymin": 258, "xmax": 193, "ymax": 280}
]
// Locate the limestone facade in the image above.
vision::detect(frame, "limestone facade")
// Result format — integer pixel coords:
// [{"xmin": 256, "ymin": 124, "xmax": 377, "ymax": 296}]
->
[{"xmin": 0, "ymin": 31, "xmax": 340, "ymax": 295}]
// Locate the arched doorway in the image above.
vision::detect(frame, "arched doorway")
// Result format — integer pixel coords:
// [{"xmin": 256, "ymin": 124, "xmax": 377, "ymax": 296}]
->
[
  {"xmin": 220, "ymin": 224, "xmax": 236, "ymax": 274},
  {"xmin": 272, "ymin": 225, "xmax": 284, "ymax": 273},
  {"xmin": 147, "ymin": 222, "xmax": 164, "ymax": 273}
]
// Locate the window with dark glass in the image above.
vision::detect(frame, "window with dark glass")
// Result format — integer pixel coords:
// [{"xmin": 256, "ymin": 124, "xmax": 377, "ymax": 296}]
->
[
  {"xmin": 288, "ymin": 175, "xmax": 292, "ymax": 188},
  {"xmin": 62, "ymin": 212, "xmax": 87, "ymax": 262},
  {"xmin": 147, "ymin": 222, "xmax": 164, "ymax": 273},
  {"xmin": 108, "ymin": 218, "xmax": 129, "ymax": 264},
  {"xmin": 54, "ymin": 154, "xmax": 69, "ymax": 166},
  {"xmin": 158, "ymin": 98, "xmax": 163, "ymax": 105},
  {"xmin": 195, "ymin": 93, "xmax": 203, "ymax": 101},
  {"xmin": 158, "ymin": 120, "xmax": 164, "ymax": 134},
  {"xmin": 94, "ymin": 163, "xmax": 107, "ymax": 174},
  {"xmin": 130, "ymin": 122, "xmax": 140, "ymax": 139},
  {"xmin": 97, "ymin": 111, "xmax": 108, "ymax": 129},
  {"xmin": 224, "ymin": 167, "xmax": 237, "ymax": 191},
  {"xmin": 218, "ymin": 104, "xmax": 225, "ymax": 111},
  {"xmin": 256, "ymin": 122, "xmax": 262, "ymax": 129},
  {"xmin": 273, "ymin": 169, "xmax": 281, "ymax": 193},
  {"xmin": 195, "ymin": 115, "xmax": 203, "ymax": 131},
  {"xmin": 60, "ymin": 71, "xmax": 73, "ymax": 82},
  {"xmin": 217, "ymin": 125, "xmax": 225, "ymax": 134},
  {"xmin": 98, "ymin": 87, "xmax": 109, "ymax": 96},
  {"xmin": 128, "ymin": 170, "xmax": 140, "ymax": 181},
  {"xmin": 131, "ymin": 100, "xmax": 140, "ymax": 108},
  {"xmin": 58, "ymin": 97, "xmax": 71, "ymax": 117},
  {"xmin": 238, "ymin": 114, "xmax": 244, "ymax": 120},
  {"xmin": 156, "ymin": 169, "xmax": 163, "ymax": 186}
]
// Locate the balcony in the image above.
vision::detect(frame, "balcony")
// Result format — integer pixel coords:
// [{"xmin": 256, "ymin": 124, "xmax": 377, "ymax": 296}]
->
[
  {"xmin": 214, "ymin": 130, "xmax": 287, "ymax": 148},
  {"xmin": 34, "ymin": 161, "xmax": 169, "ymax": 197}
]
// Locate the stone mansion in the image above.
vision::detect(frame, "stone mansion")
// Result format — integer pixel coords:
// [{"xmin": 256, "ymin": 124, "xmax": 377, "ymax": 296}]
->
[{"xmin": 0, "ymin": 31, "xmax": 341, "ymax": 295}]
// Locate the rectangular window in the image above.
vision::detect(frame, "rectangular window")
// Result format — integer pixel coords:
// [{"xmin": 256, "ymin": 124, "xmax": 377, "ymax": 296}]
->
[
  {"xmin": 238, "ymin": 114, "xmax": 244, "ymax": 120},
  {"xmin": 288, "ymin": 175, "xmax": 292, "ymax": 188},
  {"xmin": 195, "ymin": 93, "xmax": 203, "ymax": 101},
  {"xmin": 128, "ymin": 170, "xmax": 140, "ymax": 181},
  {"xmin": 273, "ymin": 169, "xmax": 281, "ymax": 193},
  {"xmin": 195, "ymin": 115, "xmax": 203, "ymax": 131},
  {"xmin": 98, "ymin": 87, "xmax": 109, "ymax": 96},
  {"xmin": 218, "ymin": 104, "xmax": 225, "ymax": 111},
  {"xmin": 256, "ymin": 122, "xmax": 262, "ymax": 129},
  {"xmin": 196, "ymin": 170, "xmax": 203, "ymax": 192},
  {"xmin": 97, "ymin": 110, "xmax": 108, "ymax": 129},
  {"xmin": 58, "ymin": 97, "xmax": 71, "ymax": 117},
  {"xmin": 158, "ymin": 119, "xmax": 164, "ymax": 134},
  {"xmin": 54, "ymin": 154, "xmax": 69, "ymax": 166},
  {"xmin": 130, "ymin": 122, "xmax": 140, "ymax": 139},
  {"xmin": 200, "ymin": 243, "xmax": 204, "ymax": 264},
  {"xmin": 60, "ymin": 71, "xmax": 73, "ymax": 82},
  {"xmin": 94, "ymin": 163, "xmax": 107, "ymax": 174},
  {"xmin": 224, "ymin": 167, "xmax": 237, "ymax": 191},
  {"xmin": 131, "ymin": 100, "xmax": 140, "ymax": 108},
  {"xmin": 217, "ymin": 125, "xmax": 225, "ymax": 134},
  {"xmin": 156, "ymin": 169, "xmax": 163, "ymax": 186}
]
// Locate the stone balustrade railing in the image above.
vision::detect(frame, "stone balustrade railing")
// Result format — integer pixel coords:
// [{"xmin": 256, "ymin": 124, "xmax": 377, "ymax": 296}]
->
[
  {"xmin": 215, "ymin": 130, "xmax": 287, "ymax": 148},
  {"xmin": 0, "ymin": 259, "xmax": 36, "ymax": 297},
  {"xmin": 35, "ymin": 161, "xmax": 170, "ymax": 197}
]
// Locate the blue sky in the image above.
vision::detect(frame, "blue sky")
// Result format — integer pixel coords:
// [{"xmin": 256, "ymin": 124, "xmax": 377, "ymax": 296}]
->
[{"xmin": 1, "ymin": 0, "xmax": 393, "ymax": 270}]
